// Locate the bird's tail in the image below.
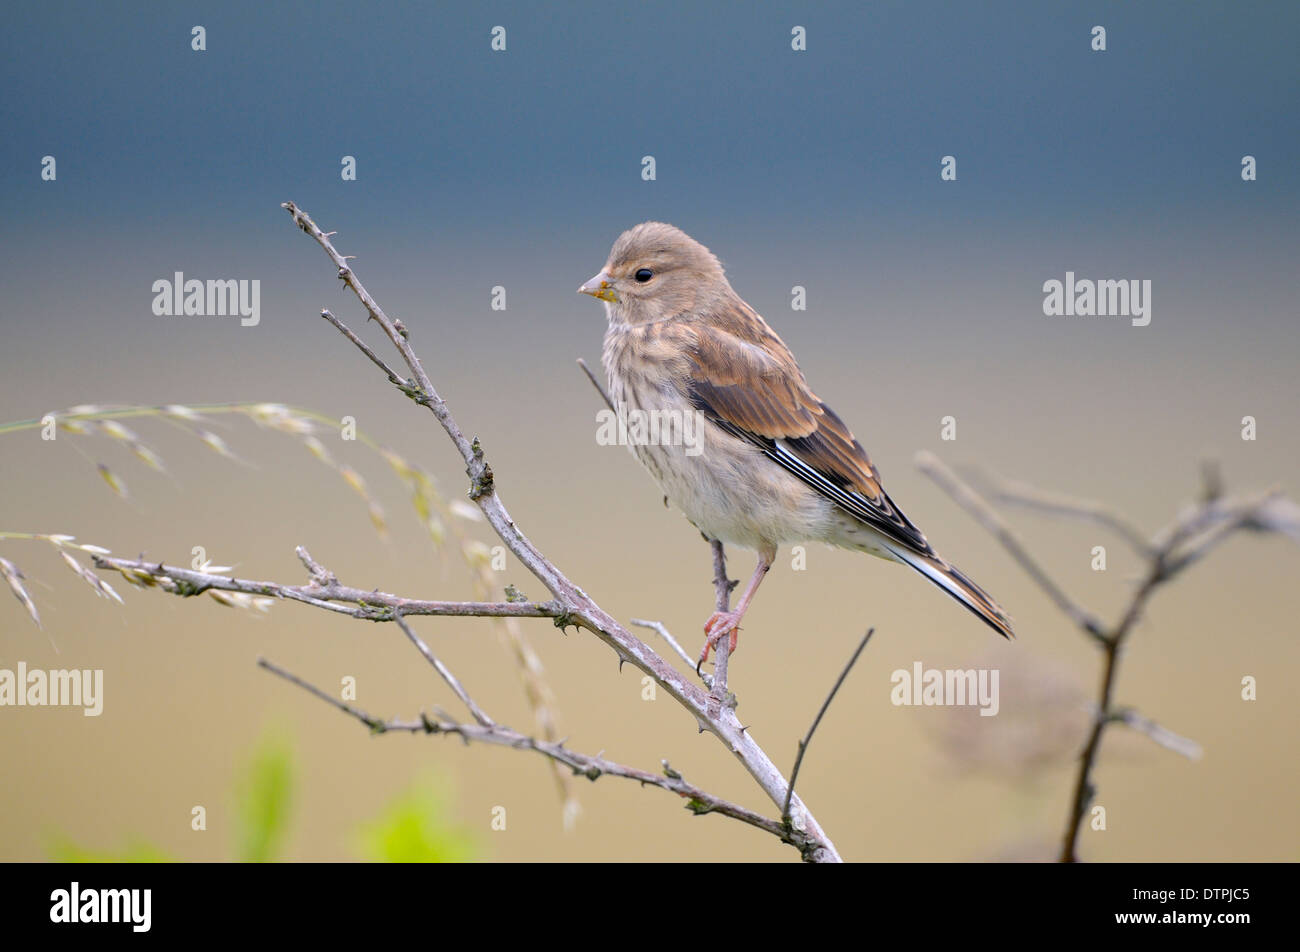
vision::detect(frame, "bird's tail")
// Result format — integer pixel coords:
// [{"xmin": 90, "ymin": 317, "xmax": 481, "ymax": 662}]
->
[{"xmin": 885, "ymin": 546, "xmax": 1015, "ymax": 640}]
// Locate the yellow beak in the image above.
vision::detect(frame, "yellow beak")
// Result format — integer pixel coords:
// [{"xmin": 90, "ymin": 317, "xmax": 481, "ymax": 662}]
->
[{"xmin": 578, "ymin": 271, "xmax": 618, "ymax": 303}]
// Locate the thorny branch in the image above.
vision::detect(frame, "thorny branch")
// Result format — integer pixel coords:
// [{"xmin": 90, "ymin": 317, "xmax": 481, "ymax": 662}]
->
[
  {"xmin": 84, "ymin": 205, "xmax": 875, "ymax": 860},
  {"xmin": 263, "ymin": 202, "xmax": 846, "ymax": 860},
  {"xmin": 916, "ymin": 451, "xmax": 1289, "ymax": 862},
  {"xmin": 256, "ymin": 657, "xmax": 817, "ymax": 848},
  {"xmin": 95, "ymin": 548, "xmax": 563, "ymax": 622}
]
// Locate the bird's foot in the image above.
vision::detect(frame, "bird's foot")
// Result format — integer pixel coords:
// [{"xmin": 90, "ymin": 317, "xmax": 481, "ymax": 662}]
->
[{"xmin": 696, "ymin": 611, "xmax": 743, "ymax": 671}]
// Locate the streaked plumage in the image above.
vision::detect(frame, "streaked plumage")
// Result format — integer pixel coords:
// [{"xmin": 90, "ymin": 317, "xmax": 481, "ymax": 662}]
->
[{"xmin": 581, "ymin": 222, "xmax": 1013, "ymax": 664}]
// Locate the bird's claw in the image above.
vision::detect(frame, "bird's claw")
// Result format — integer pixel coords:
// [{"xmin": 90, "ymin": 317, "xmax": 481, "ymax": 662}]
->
[{"xmin": 696, "ymin": 611, "xmax": 743, "ymax": 671}]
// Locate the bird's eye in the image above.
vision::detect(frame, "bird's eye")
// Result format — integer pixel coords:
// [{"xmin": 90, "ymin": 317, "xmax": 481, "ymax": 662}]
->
[{"xmin": 634, "ymin": 268, "xmax": 654, "ymax": 283}]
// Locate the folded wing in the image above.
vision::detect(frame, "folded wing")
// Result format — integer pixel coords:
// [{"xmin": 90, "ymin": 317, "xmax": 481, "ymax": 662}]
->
[{"xmin": 681, "ymin": 307, "xmax": 936, "ymax": 560}]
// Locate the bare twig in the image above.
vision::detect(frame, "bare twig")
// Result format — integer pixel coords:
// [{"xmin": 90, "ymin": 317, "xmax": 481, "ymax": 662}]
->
[
  {"xmin": 1060, "ymin": 483, "xmax": 1282, "ymax": 860},
  {"xmin": 1110, "ymin": 708, "xmax": 1202, "ymax": 761},
  {"xmin": 577, "ymin": 358, "xmax": 615, "ymax": 412},
  {"xmin": 257, "ymin": 657, "xmax": 388, "ymax": 729},
  {"xmin": 320, "ymin": 309, "xmax": 409, "ymax": 388},
  {"xmin": 630, "ymin": 618, "xmax": 713, "ymax": 689},
  {"xmin": 711, "ymin": 539, "xmax": 736, "ymax": 613},
  {"xmin": 94, "ymin": 553, "xmax": 562, "ymax": 621},
  {"xmin": 916, "ymin": 451, "xmax": 1107, "ymax": 642},
  {"xmin": 1158, "ymin": 487, "xmax": 1282, "ymax": 577},
  {"xmin": 257, "ymin": 657, "xmax": 826, "ymax": 853},
  {"xmin": 918, "ymin": 452, "xmax": 1288, "ymax": 863},
  {"xmin": 782, "ymin": 628, "xmax": 874, "ymax": 821},
  {"xmin": 708, "ymin": 539, "xmax": 735, "ymax": 708},
  {"xmin": 296, "ymin": 545, "xmax": 334, "ymax": 584},
  {"xmin": 960, "ymin": 466, "xmax": 1152, "ymax": 557},
  {"xmin": 393, "ymin": 613, "xmax": 494, "ymax": 727}
]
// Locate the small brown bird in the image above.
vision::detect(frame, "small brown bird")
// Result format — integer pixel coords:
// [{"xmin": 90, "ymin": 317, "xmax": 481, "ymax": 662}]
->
[{"xmin": 580, "ymin": 222, "xmax": 1013, "ymax": 667}]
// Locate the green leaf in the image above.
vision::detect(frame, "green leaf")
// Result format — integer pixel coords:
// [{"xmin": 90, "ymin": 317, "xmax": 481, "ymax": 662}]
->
[
  {"xmin": 234, "ymin": 733, "xmax": 294, "ymax": 863},
  {"xmin": 47, "ymin": 836, "xmax": 174, "ymax": 863},
  {"xmin": 355, "ymin": 779, "xmax": 476, "ymax": 863}
]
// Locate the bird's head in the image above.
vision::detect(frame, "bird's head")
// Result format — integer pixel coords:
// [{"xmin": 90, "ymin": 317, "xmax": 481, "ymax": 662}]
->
[{"xmin": 578, "ymin": 222, "xmax": 728, "ymax": 325}]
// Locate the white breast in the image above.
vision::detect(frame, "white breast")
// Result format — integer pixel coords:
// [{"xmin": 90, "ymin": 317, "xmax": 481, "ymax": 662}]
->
[{"xmin": 601, "ymin": 323, "xmax": 833, "ymax": 552}]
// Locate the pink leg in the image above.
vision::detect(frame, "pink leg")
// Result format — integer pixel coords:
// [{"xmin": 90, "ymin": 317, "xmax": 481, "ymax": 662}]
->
[{"xmin": 698, "ymin": 548, "xmax": 775, "ymax": 669}]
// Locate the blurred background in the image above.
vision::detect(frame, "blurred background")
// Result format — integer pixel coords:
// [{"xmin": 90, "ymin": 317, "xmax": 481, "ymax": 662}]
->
[{"xmin": 1, "ymin": 1, "xmax": 1296, "ymax": 861}]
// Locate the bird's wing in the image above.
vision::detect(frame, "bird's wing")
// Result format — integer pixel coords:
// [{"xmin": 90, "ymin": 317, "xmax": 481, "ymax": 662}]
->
[{"xmin": 681, "ymin": 310, "xmax": 935, "ymax": 558}]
